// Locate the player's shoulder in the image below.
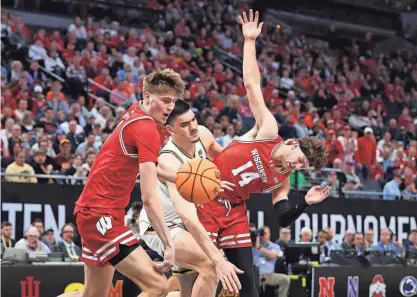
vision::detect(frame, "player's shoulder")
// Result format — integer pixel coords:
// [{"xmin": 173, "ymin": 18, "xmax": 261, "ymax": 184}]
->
[
  {"xmin": 198, "ymin": 125, "xmax": 213, "ymax": 138},
  {"xmin": 126, "ymin": 116, "xmax": 157, "ymax": 131},
  {"xmin": 198, "ymin": 124, "xmax": 215, "ymax": 144}
]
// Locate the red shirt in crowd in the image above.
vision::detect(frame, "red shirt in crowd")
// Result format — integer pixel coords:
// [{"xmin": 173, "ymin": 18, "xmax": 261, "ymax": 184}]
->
[
  {"xmin": 325, "ymin": 138, "xmax": 344, "ymax": 165},
  {"xmin": 355, "ymin": 136, "xmax": 377, "ymax": 166}
]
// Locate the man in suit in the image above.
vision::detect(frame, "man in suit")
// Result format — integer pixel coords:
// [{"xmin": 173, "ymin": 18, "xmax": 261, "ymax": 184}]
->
[
  {"xmin": 1, "ymin": 222, "xmax": 16, "ymax": 255},
  {"xmin": 352, "ymin": 232, "xmax": 366, "ymax": 255},
  {"xmin": 53, "ymin": 223, "xmax": 81, "ymax": 260}
]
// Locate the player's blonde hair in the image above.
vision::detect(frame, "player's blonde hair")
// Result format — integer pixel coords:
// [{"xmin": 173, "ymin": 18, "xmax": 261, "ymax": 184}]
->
[
  {"xmin": 298, "ymin": 136, "xmax": 329, "ymax": 171},
  {"xmin": 142, "ymin": 69, "xmax": 185, "ymax": 98}
]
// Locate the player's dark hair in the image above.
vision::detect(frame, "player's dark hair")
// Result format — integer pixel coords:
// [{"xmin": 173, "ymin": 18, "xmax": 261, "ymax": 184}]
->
[
  {"xmin": 1, "ymin": 221, "xmax": 12, "ymax": 228},
  {"xmin": 298, "ymin": 136, "xmax": 329, "ymax": 171},
  {"xmin": 166, "ymin": 100, "xmax": 191, "ymax": 126}
]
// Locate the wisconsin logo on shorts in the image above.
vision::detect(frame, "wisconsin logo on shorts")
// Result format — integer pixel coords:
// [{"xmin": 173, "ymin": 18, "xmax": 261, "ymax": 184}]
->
[{"xmin": 96, "ymin": 216, "xmax": 113, "ymax": 236}]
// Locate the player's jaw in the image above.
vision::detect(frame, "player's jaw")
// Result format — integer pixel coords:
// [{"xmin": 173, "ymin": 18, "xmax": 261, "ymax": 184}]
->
[{"xmin": 189, "ymin": 127, "xmax": 200, "ymax": 143}]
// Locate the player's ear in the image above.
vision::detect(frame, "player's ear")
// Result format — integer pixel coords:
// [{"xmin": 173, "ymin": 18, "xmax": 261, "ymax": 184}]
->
[
  {"xmin": 143, "ymin": 92, "xmax": 150, "ymax": 104},
  {"xmin": 166, "ymin": 124, "xmax": 174, "ymax": 136}
]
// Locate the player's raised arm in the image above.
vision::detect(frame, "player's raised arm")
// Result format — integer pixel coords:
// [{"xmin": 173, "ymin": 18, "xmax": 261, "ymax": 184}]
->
[
  {"xmin": 158, "ymin": 153, "xmax": 243, "ymax": 293},
  {"xmin": 240, "ymin": 10, "xmax": 278, "ymax": 139}
]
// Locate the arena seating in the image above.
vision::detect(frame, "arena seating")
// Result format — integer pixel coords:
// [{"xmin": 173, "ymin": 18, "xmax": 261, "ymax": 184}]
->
[{"xmin": 1, "ymin": 0, "xmax": 416, "ymax": 200}]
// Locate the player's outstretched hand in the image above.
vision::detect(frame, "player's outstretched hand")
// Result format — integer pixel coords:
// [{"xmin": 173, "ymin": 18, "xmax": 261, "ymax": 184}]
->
[
  {"xmin": 153, "ymin": 245, "xmax": 175, "ymax": 273},
  {"xmin": 219, "ymin": 181, "xmax": 236, "ymax": 192},
  {"xmin": 239, "ymin": 9, "xmax": 264, "ymax": 41},
  {"xmin": 215, "ymin": 259, "xmax": 244, "ymax": 294},
  {"xmin": 305, "ymin": 186, "xmax": 331, "ymax": 205}
]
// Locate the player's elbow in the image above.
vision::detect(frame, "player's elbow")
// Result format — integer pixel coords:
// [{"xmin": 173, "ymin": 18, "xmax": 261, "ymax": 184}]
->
[
  {"xmin": 243, "ymin": 79, "xmax": 257, "ymax": 89},
  {"xmin": 180, "ymin": 215, "xmax": 193, "ymax": 228},
  {"xmin": 141, "ymin": 193, "xmax": 155, "ymax": 205}
]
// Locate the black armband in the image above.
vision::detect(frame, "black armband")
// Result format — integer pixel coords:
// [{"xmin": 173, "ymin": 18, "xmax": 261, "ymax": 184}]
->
[{"xmin": 273, "ymin": 199, "xmax": 309, "ymax": 227}]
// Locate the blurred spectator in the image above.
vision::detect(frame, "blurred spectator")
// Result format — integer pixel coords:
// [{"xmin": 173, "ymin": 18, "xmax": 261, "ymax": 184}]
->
[
  {"xmin": 53, "ymin": 223, "xmax": 81, "ymax": 260},
  {"xmin": 337, "ymin": 125, "xmax": 357, "ymax": 165},
  {"xmin": 372, "ymin": 228, "xmax": 401, "ymax": 255},
  {"xmin": 344, "ymin": 161, "xmax": 363, "ymax": 190},
  {"xmin": 76, "ymin": 134, "xmax": 99, "ymax": 154},
  {"xmin": 1, "ymin": 222, "xmax": 16, "ymax": 254},
  {"xmin": 341, "ymin": 230, "xmax": 354, "ymax": 249},
  {"xmin": 324, "ymin": 227, "xmax": 339, "ymax": 255},
  {"xmin": 253, "ymin": 226, "xmax": 290, "ymax": 297},
  {"xmin": 68, "ymin": 17, "xmax": 87, "ymax": 41},
  {"xmin": 383, "ymin": 174, "xmax": 402, "ymax": 200},
  {"xmin": 364, "ymin": 228, "xmax": 375, "ymax": 249},
  {"xmin": 321, "ymin": 171, "xmax": 340, "ymax": 198},
  {"xmin": 324, "ymin": 129, "xmax": 343, "ymax": 166},
  {"xmin": 15, "ymin": 226, "xmax": 51, "ymax": 255},
  {"xmin": 31, "ymin": 149, "xmax": 54, "ymax": 184},
  {"xmin": 317, "ymin": 230, "xmax": 329, "ymax": 260},
  {"xmin": 402, "ymin": 229, "xmax": 417, "ymax": 252},
  {"xmin": 5, "ymin": 150, "xmax": 37, "ymax": 183},
  {"xmin": 300, "ymin": 227, "xmax": 312, "ymax": 243},
  {"xmin": 355, "ymin": 127, "xmax": 377, "ymax": 180},
  {"xmin": 275, "ymin": 227, "xmax": 292, "ymax": 252},
  {"xmin": 352, "ymin": 232, "xmax": 365, "ymax": 255},
  {"xmin": 55, "ymin": 139, "xmax": 72, "ymax": 172},
  {"xmin": 31, "ymin": 218, "xmax": 52, "ymax": 248},
  {"xmin": 402, "ymin": 179, "xmax": 417, "ymax": 200},
  {"xmin": 41, "ymin": 228, "xmax": 57, "ymax": 250},
  {"xmin": 222, "ymin": 124, "xmax": 238, "ymax": 147}
]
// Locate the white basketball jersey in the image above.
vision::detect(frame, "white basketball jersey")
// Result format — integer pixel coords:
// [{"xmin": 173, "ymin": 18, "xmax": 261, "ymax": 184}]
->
[{"xmin": 139, "ymin": 137, "xmax": 207, "ymax": 232}]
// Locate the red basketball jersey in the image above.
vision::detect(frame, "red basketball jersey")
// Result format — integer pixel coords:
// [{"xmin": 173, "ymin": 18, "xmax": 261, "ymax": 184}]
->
[
  {"xmin": 213, "ymin": 137, "xmax": 291, "ymax": 204},
  {"xmin": 74, "ymin": 102, "xmax": 160, "ymax": 213}
]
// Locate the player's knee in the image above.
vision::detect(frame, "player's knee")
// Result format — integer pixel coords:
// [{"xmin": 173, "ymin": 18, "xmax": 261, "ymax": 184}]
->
[
  {"xmin": 83, "ymin": 287, "xmax": 108, "ymax": 297},
  {"xmin": 198, "ymin": 259, "xmax": 219, "ymax": 284},
  {"xmin": 145, "ymin": 281, "xmax": 170, "ymax": 297}
]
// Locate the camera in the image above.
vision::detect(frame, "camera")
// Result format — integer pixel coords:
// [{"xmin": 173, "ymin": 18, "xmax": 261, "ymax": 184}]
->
[{"xmin": 250, "ymin": 228, "xmax": 266, "ymax": 245}]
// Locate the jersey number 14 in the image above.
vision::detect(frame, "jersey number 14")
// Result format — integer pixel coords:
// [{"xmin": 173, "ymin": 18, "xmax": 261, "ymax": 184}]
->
[{"xmin": 232, "ymin": 161, "xmax": 260, "ymax": 187}]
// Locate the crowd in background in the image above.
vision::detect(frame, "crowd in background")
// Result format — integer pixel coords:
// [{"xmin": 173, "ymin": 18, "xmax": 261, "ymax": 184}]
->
[{"xmin": 1, "ymin": 0, "xmax": 417, "ymax": 199}]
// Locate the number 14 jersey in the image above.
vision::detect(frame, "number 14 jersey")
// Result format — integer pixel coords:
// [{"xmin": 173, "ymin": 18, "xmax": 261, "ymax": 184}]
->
[{"xmin": 213, "ymin": 136, "xmax": 291, "ymax": 204}]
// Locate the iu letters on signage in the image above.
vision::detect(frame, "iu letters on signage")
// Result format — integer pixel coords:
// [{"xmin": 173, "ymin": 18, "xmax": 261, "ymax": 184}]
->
[
  {"xmin": 319, "ymin": 277, "xmax": 335, "ymax": 297},
  {"xmin": 20, "ymin": 276, "xmax": 40, "ymax": 297}
]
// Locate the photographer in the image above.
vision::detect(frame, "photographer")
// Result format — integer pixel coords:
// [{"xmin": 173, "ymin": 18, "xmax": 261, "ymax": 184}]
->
[{"xmin": 253, "ymin": 226, "xmax": 290, "ymax": 297}]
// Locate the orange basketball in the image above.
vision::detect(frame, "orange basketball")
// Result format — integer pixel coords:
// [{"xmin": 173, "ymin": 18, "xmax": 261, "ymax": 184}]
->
[{"xmin": 176, "ymin": 158, "xmax": 221, "ymax": 204}]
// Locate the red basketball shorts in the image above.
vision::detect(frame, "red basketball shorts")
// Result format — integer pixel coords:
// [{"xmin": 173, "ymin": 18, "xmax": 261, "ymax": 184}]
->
[
  {"xmin": 76, "ymin": 208, "xmax": 138, "ymax": 266},
  {"xmin": 197, "ymin": 199, "xmax": 252, "ymax": 249}
]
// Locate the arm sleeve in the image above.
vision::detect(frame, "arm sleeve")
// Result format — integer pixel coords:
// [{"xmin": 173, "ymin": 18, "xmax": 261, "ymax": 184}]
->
[
  {"xmin": 124, "ymin": 120, "xmax": 161, "ymax": 164},
  {"xmin": 273, "ymin": 199, "xmax": 309, "ymax": 228}
]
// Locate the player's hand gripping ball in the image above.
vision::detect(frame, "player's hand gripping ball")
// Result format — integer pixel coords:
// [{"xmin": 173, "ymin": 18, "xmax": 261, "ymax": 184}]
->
[{"xmin": 176, "ymin": 158, "xmax": 221, "ymax": 204}]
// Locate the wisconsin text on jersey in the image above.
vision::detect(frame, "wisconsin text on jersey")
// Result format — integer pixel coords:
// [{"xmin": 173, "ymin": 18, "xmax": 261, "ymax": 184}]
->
[{"xmin": 251, "ymin": 148, "xmax": 268, "ymax": 183}]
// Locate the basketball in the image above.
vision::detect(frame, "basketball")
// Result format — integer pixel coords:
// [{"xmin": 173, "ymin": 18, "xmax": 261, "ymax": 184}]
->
[{"xmin": 176, "ymin": 158, "xmax": 222, "ymax": 204}]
